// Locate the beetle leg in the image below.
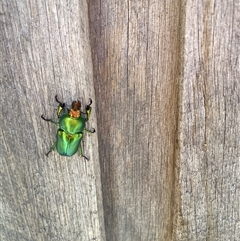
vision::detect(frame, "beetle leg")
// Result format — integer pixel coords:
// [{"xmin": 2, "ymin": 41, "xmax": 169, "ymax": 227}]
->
[
  {"xmin": 81, "ymin": 98, "xmax": 92, "ymax": 120},
  {"xmin": 77, "ymin": 132, "xmax": 89, "ymax": 160},
  {"xmin": 84, "ymin": 128, "xmax": 95, "ymax": 133},
  {"xmin": 55, "ymin": 95, "xmax": 65, "ymax": 106},
  {"xmin": 79, "ymin": 148, "xmax": 89, "ymax": 160},
  {"xmin": 78, "ymin": 143, "xmax": 89, "ymax": 160},
  {"xmin": 41, "ymin": 115, "xmax": 59, "ymax": 125},
  {"xmin": 55, "ymin": 95, "xmax": 65, "ymax": 117},
  {"xmin": 81, "ymin": 98, "xmax": 93, "ymax": 121},
  {"xmin": 87, "ymin": 98, "xmax": 93, "ymax": 106},
  {"xmin": 45, "ymin": 142, "xmax": 56, "ymax": 156}
]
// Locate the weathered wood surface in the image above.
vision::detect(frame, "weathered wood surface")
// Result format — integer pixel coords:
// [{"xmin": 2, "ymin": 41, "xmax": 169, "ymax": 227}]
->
[
  {"xmin": 89, "ymin": 0, "xmax": 240, "ymax": 240},
  {"xmin": 178, "ymin": 1, "xmax": 240, "ymax": 240},
  {"xmin": 1, "ymin": 1, "xmax": 105, "ymax": 241},
  {"xmin": 1, "ymin": 0, "xmax": 239, "ymax": 241},
  {"xmin": 89, "ymin": 1, "xmax": 181, "ymax": 240}
]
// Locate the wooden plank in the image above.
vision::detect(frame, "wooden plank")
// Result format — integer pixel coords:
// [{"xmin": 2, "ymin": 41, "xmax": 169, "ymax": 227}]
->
[
  {"xmin": 1, "ymin": 0, "xmax": 239, "ymax": 240},
  {"xmin": 89, "ymin": 1, "xmax": 181, "ymax": 240},
  {"xmin": 177, "ymin": 1, "xmax": 240, "ymax": 240},
  {"xmin": 0, "ymin": 1, "xmax": 105, "ymax": 240},
  {"xmin": 89, "ymin": 0, "xmax": 240, "ymax": 240}
]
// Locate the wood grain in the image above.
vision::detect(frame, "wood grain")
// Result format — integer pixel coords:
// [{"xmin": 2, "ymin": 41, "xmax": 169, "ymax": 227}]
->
[
  {"xmin": 1, "ymin": 1, "xmax": 105, "ymax": 241},
  {"xmin": 1, "ymin": 0, "xmax": 239, "ymax": 240},
  {"xmin": 89, "ymin": 0, "xmax": 240, "ymax": 240},
  {"xmin": 177, "ymin": 1, "xmax": 240, "ymax": 240},
  {"xmin": 89, "ymin": 1, "xmax": 181, "ymax": 240}
]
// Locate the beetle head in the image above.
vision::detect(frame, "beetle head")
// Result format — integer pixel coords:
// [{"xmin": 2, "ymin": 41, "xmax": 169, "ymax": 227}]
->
[{"xmin": 69, "ymin": 101, "xmax": 81, "ymax": 118}]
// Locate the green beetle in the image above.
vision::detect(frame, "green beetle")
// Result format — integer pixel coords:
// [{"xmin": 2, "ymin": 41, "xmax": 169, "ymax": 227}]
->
[{"xmin": 41, "ymin": 95, "xmax": 95, "ymax": 159}]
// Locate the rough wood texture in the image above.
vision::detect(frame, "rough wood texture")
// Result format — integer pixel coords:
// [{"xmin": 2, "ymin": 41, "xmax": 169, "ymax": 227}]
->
[
  {"xmin": 89, "ymin": 1, "xmax": 181, "ymax": 240},
  {"xmin": 177, "ymin": 1, "xmax": 240, "ymax": 240},
  {"xmin": 88, "ymin": 0, "xmax": 240, "ymax": 240},
  {"xmin": 1, "ymin": 1, "xmax": 105, "ymax": 241},
  {"xmin": 1, "ymin": 0, "xmax": 239, "ymax": 240}
]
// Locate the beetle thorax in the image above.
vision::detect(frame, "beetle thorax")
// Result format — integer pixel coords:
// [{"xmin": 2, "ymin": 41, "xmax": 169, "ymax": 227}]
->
[
  {"xmin": 69, "ymin": 101, "xmax": 81, "ymax": 118},
  {"xmin": 69, "ymin": 109, "xmax": 80, "ymax": 118}
]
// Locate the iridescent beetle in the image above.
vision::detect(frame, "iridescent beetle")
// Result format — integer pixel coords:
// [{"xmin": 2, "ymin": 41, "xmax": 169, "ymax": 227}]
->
[{"xmin": 41, "ymin": 95, "xmax": 95, "ymax": 159}]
